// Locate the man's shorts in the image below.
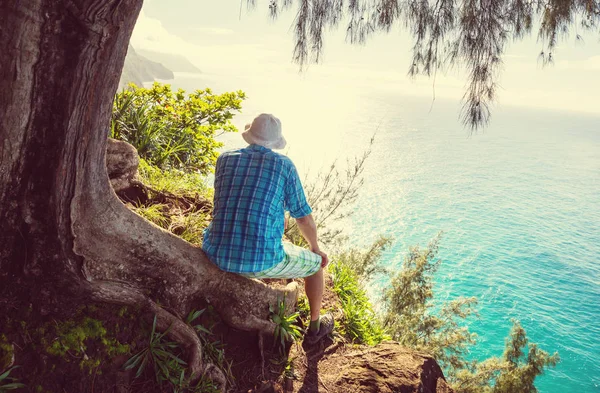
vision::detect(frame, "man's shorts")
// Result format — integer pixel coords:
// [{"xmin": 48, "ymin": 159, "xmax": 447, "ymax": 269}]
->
[{"xmin": 240, "ymin": 242, "xmax": 322, "ymax": 279}]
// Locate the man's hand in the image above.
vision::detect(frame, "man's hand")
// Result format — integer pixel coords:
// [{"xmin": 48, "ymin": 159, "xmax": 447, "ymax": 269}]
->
[
  {"xmin": 296, "ymin": 214, "xmax": 328, "ymax": 267},
  {"xmin": 312, "ymin": 248, "xmax": 329, "ymax": 268}
]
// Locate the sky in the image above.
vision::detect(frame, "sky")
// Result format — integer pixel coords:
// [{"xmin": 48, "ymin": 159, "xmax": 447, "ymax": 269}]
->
[{"xmin": 130, "ymin": 0, "xmax": 600, "ymax": 116}]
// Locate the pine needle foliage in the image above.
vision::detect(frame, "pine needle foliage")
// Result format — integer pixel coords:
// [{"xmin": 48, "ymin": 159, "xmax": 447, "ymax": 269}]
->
[
  {"xmin": 251, "ymin": 0, "xmax": 600, "ymax": 129},
  {"xmin": 453, "ymin": 320, "xmax": 559, "ymax": 393},
  {"xmin": 382, "ymin": 234, "xmax": 479, "ymax": 377}
]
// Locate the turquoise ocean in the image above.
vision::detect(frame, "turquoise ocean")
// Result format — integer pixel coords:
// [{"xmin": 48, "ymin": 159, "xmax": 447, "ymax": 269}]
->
[{"xmin": 167, "ymin": 72, "xmax": 600, "ymax": 393}]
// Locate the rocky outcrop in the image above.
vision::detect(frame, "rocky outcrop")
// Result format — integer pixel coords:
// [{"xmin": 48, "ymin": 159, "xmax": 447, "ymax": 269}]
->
[
  {"xmin": 103, "ymin": 141, "xmax": 452, "ymax": 393},
  {"xmin": 106, "ymin": 138, "xmax": 139, "ymax": 193},
  {"xmin": 316, "ymin": 342, "xmax": 454, "ymax": 393},
  {"xmin": 251, "ymin": 340, "xmax": 454, "ymax": 393}
]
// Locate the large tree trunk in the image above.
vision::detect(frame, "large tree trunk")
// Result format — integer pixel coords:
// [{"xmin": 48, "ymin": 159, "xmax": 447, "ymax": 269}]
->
[{"xmin": 0, "ymin": 0, "xmax": 296, "ymax": 387}]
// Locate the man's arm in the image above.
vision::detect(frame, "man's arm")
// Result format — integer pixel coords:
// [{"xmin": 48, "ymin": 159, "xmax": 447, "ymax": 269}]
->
[{"xmin": 296, "ymin": 214, "xmax": 329, "ymax": 268}]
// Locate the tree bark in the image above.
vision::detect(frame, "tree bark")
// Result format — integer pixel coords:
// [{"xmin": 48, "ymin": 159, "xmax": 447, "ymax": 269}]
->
[{"xmin": 0, "ymin": 0, "xmax": 297, "ymax": 387}]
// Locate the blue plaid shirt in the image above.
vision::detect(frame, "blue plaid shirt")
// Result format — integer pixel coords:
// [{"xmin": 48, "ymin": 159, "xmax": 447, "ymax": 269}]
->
[{"xmin": 202, "ymin": 144, "xmax": 312, "ymax": 273}]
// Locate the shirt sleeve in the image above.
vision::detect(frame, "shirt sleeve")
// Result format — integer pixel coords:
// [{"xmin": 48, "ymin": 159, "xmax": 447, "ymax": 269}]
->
[{"xmin": 284, "ymin": 162, "xmax": 312, "ymax": 219}]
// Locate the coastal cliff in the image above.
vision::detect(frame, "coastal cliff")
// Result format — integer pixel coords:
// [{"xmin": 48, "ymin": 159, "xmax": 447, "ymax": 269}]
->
[
  {"xmin": 105, "ymin": 139, "xmax": 454, "ymax": 393},
  {"xmin": 118, "ymin": 45, "xmax": 174, "ymax": 88}
]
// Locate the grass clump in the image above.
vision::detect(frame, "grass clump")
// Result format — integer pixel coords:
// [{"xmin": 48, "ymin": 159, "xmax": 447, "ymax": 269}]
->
[
  {"xmin": 138, "ymin": 159, "xmax": 212, "ymax": 200},
  {"xmin": 169, "ymin": 209, "xmax": 210, "ymax": 245},
  {"xmin": 132, "ymin": 203, "xmax": 170, "ymax": 228},
  {"xmin": 329, "ymin": 236, "xmax": 390, "ymax": 345},
  {"xmin": 124, "ymin": 316, "xmax": 187, "ymax": 386},
  {"xmin": 186, "ymin": 309, "xmax": 234, "ymax": 387},
  {"xmin": 0, "ymin": 366, "xmax": 24, "ymax": 392},
  {"xmin": 330, "ymin": 261, "xmax": 387, "ymax": 345},
  {"xmin": 131, "ymin": 204, "xmax": 209, "ymax": 247}
]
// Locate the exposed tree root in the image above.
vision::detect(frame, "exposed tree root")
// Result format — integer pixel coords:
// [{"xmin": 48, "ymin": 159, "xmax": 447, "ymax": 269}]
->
[
  {"xmin": 89, "ymin": 280, "xmax": 227, "ymax": 391},
  {"xmin": 118, "ymin": 179, "xmax": 212, "ymax": 214}
]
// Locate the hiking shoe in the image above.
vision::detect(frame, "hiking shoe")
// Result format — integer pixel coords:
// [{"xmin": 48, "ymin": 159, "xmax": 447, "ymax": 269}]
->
[{"xmin": 303, "ymin": 313, "xmax": 335, "ymax": 345}]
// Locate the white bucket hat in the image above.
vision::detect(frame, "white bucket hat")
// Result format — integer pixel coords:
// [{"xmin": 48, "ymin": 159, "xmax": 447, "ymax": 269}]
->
[{"xmin": 242, "ymin": 113, "xmax": 287, "ymax": 150}]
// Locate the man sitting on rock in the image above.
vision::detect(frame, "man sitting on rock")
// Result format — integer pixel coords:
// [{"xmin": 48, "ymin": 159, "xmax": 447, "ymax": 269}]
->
[{"xmin": 203, "ymin": 113, "xmax": 334, "ymax": 345}]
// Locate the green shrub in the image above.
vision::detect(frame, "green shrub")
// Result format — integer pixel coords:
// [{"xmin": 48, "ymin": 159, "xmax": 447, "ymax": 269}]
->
[{"xmin": 111, "ymin": 83, "xmax": 245, "ymax": 174}]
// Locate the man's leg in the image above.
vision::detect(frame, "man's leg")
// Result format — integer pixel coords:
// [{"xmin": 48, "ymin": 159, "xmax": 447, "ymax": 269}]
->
[
  {"xmin": 240, "ymin": 243, "xmax": 333, "ymax": 342},
  {"xmin": 304, "ymin": 267, "xmax": 324, "ymax": 322}
]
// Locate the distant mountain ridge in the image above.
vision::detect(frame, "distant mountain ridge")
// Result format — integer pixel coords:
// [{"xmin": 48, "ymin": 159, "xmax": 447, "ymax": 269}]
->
[
  {"xmin": 119, "ymin": 45, "xmax": 175, "ymax": 89},
  {"xmin": 138, "ymin": 49, "xmax": 202, "ymax": 74}
]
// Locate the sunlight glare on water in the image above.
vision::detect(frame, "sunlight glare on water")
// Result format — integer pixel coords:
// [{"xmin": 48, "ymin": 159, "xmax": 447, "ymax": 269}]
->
[{"xmin": 168, "ymin": 73, "xmax": 600, "ymax": 393}]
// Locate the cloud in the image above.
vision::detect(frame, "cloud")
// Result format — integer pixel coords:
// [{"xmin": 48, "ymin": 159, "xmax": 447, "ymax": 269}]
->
[
  {"xmin": 131, "ymin": 11, "xmax": 198, "ymax": 55},
  {"xmin": 130, "ymin": 11, "xmax": 284, "ymax": 72}
]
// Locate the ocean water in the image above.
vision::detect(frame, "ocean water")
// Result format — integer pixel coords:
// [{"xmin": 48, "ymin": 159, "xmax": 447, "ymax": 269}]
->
[
  {"xmin": 168, "ymin": 73, "xmax": 600, "ymax": 393},
  {"xmin": 345, "ymin": 94, "xmax": 600, "ymax": 393}
]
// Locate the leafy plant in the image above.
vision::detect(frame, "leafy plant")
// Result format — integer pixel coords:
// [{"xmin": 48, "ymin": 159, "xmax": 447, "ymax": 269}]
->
[
  {"xmin": 185, "ymin": 309, "xmax": 235, "ymax": 388},
  {"xmin": 296, "ymin": 296, "xmax": 310, "ymax": 320},
  {"xmin": 269, "ymin": 300, "xmax": 303, "ymax": 352},
  {"xmin": 0, "ymin": 366, "xmax": 24, "ymax": 392},
  {"xmin": 270, "ymin": 354, "xmax": 298, "ymax": 382},
  {"xmin": 111, "ymin": 83, "xmax": 245, "ymax": 174},
  {"xmin": 123, "ymin": 316, "xmax": 186, "ymax": 385}
]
